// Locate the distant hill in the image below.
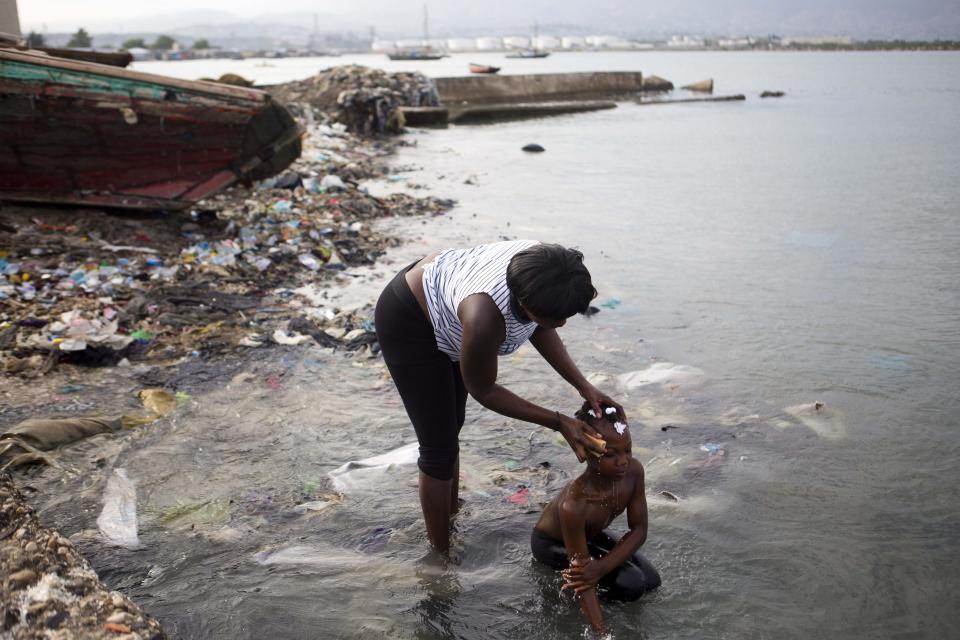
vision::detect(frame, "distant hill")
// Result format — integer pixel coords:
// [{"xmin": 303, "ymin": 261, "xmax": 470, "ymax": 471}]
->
[{"xmin": 21, "ymin": 0, "xmax": 960, "ymax": 41}]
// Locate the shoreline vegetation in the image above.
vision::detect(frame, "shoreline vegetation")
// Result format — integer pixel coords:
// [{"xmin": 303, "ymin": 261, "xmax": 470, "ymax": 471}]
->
[{"xmin": 0, "ymin": 65, "xmax": 451, "ymax": 638}]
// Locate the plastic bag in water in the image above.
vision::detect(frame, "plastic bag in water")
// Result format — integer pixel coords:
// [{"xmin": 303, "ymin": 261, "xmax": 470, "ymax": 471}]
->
[
  {"xmin": 97, "ymin": 468, "xmax": 140, "ymax": 548},
  {"xmin": 328, "ymin": 442, "xmax": 418, "ymax": 494}
]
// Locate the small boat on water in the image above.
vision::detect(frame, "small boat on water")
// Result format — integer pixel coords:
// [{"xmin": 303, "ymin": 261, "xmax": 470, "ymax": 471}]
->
[
  {"xmin": 387, "ymin": 49, "xmax": 445, "ymax": 61},
  {"xmin": 0, "ymin": 44, "xmax": 303, "ymax": 210},
  {"xmin": 387, "ymin": 4, "xmax": 445, "ymax": 61},
  {"xmin": 468, "ymin": 63, "xmax": 500, "ymax": 74},
  {"xmin": 504, "ymin": 49, "xmax": 550, "ymax": 59},
  {"xmin": 505, "ymin": 21, "xmax": 550, "ymax": 59}
]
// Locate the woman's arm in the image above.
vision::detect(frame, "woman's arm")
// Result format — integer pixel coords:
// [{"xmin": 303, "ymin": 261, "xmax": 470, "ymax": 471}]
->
[
  {"xmin": 458, "ymin": 295, "xmax": 604, "ymax": 461},
  {"xmin": 529, "ymin": 327, "xmax": 624, "ymax": 417}
]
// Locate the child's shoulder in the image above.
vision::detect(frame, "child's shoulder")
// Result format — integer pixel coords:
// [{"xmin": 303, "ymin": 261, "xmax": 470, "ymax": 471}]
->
[{"xmin": 557, "ymin": 479, "xmax": 590, "ymax": 514}]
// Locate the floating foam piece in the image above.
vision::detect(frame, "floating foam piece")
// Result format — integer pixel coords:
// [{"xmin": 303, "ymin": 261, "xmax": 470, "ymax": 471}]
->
[
  {"xmin": 97, "ymin": 469, "xmax": 140, "ymax": 548},
  {"xmin": 328, "ymin": 442, "xmax": 419, "ymax": 493},
  {"xmin": 783, "ymin": 402, "xmax": 847, "ymax": 440},
  {"xmin": 617, "ymin": 363, "xmax": 705, "ymax": 389},
  {"xmin": 251, "ymin": 545, "xmax": 420, "ymax": 589}
]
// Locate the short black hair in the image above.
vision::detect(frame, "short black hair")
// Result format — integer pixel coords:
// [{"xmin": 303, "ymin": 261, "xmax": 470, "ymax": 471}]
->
[{"xmin": 506, "ymin": 244, "xmax": 597, "ymax": 320}]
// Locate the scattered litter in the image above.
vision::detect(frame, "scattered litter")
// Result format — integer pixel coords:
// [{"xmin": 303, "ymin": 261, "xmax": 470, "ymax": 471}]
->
[
  {"xmin": 599, "ymin": 298, "xmax": 621, "ymax": 310},
  {"xmin": 658, "ymin": 490, "xmax": 680, "ymax": 502},
  {"xmin": 0, "ymin": 69, "xmax": 455, "ymax": 377},
  {"xmin": 320, "ymin": 175, "xmax": 346, "ymax": 191},
  {"xmin": 272, "ymin": 328, "xmax": 312, "ymax": 345},
  {"xmin": 270, "ymin": 65, "xmax": 439, "ymax": 136},
  {"xmin": 506, "ymin": 487, "xmax": 530, "ymax": 504},
  {"xmin": 700, "ymin": 442, "xmax": 724, "ymax": 455}
]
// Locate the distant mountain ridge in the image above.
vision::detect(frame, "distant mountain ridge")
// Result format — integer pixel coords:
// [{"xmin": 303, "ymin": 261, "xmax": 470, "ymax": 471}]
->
[{"xmin": 20, "ymin": 0, "xmax": 960, "ymax": 40}]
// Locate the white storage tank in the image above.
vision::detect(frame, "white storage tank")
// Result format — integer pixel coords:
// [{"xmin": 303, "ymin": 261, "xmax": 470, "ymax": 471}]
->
[
  {"xmin": 447, "ymin": 38, "xmax": 476, "ymax": 51},
  {"xmin": 475, "ymin": 37, "xmax": 502, "ymax": 50},
  {"xmin": 561, "ymin": 36, "xmax": 587, "ymax": 49},
  {"xmin": 502, "ymin": 36, "xmax": 531, "ymax": 49},
  {"xmin": 534, "ymin": 35, "xmax": 561, "ymax": 50}
]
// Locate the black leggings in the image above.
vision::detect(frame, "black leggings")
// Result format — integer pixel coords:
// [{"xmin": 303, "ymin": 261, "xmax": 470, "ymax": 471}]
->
[
  {"xmin": 530, "ymin": 528, "xmax": 661, "ymax": 601},
  {"xmin": 375, "ymin": 261, "xmax": 467, "ymax": 481}
]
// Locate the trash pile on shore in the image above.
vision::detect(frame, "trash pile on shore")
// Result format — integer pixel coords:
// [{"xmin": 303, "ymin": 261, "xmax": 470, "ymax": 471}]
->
[
  {"xmin": 0, "ymin": 473, "xmax": 167, "ymax": 639},
  {"xmin": 0, "ymin": 72, "xmax": 454, "ymax": 381},
  {"xmin": 270, "ymin": 65, "xmax": 440, "ymax": 135}
]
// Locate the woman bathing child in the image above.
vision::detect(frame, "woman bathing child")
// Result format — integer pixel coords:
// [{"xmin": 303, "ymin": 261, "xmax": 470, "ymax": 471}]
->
[{"xmin": 531, "ymin": 403, "xmax": 661, "ymax": 637}]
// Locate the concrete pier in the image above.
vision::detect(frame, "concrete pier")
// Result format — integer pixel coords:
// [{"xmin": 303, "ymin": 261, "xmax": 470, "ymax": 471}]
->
[
  {"xmin": 434, "ymin": 71, "xmax": 644, "ymax": 104},
  {"xmin": 448, "ymin": 100, "xmax": 617, "ymax": 123}
]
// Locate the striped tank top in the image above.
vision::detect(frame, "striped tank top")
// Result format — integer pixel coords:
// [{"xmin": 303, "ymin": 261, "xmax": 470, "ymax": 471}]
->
[{"xmin": 422, "ymin": 240, "xmax": 540, "ymax": 361}]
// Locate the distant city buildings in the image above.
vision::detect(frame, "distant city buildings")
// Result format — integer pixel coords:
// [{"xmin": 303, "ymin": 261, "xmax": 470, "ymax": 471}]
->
[
  {"xmin": 29, "ymin": 26, "xmax": 903, "ymax": 60},
  {"xmin": 666, "ymin": 34, "xmax": 705, "ymax": 48},
  {"xmin": 781, "ymin": 35, "xmax": 854, "ymax": 46},
  {"xmin": 371, "ymin": 34, "xmax": 665, "ymax": 53}
]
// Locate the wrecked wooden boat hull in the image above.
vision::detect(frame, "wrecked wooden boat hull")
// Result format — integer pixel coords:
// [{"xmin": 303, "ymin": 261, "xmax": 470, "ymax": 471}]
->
[{"xmin": 0, "ymin": 48, "xmax": 303, "ymax": 210}]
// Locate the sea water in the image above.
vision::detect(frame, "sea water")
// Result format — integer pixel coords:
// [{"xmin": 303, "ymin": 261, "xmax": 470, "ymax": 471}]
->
[{"xmin": 33, "ymin": 51, "xmax": 960, "ymax": 638}]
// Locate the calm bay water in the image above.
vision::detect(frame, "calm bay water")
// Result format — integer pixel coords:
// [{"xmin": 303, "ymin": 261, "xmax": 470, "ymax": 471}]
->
[{"xmin": 34, "ymin": 52, "xmax": 960, "ymax": 638}]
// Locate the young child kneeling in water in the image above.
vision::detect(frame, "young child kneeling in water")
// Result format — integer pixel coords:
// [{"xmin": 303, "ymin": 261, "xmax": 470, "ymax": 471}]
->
[{"xmin": 531, "ymin": 403, "xmax": 660, "ymax": 637}]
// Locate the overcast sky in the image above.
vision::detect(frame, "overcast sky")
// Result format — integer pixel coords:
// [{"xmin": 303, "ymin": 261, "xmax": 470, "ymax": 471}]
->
[{"xmin": 18, "ymin": 0, "xmax": 960, "ymax": 38}]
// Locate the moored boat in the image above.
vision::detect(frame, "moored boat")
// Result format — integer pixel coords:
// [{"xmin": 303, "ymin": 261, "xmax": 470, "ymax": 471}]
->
[
  {"xmin": 387, "ymin": 49, "xmax": 445, "ymax": 61},
  {"xmin": 504, "ymin": 49, "xmax": 550, "ymax": 59},
  {"xmin": 468, "ymin": 63, "xmax": 501, "ymax": 74},
  {"xmin": 0, "ymin": 46, "xmax": 303, "ymax": 210}
]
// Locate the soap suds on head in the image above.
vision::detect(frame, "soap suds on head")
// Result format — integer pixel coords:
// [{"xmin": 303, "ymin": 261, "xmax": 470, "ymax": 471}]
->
[
  {"xmin": 587, "ymin": 409, "xmax": 597, "ymax": 418},
  {"xmin": 614, "ymin": 421, "xmax": 628, "ymax": 435},
  {"xmin": 604, "ymin": 407, "xmax": 617, "ymax": 415}
]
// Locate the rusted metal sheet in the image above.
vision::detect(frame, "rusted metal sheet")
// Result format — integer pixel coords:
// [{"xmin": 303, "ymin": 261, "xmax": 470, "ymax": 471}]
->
[{"xmin": 0, "ymin": 47, "xmax": 302, "ymax": 210}]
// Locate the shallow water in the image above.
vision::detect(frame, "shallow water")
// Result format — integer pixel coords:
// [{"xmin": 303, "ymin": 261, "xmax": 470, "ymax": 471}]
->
[{"xmin": 29, "ymin": 51, "xmax": 960, "ymax": 638}]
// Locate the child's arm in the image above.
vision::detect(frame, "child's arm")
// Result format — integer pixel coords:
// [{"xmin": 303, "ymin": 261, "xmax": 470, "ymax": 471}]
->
[
  {"xmin": 559, "ymin": 498, "xmax": 607, "ymax": 637},
  {"xmin": 563, "ymin": 460, "xmax": 649, "ymax": 587}
]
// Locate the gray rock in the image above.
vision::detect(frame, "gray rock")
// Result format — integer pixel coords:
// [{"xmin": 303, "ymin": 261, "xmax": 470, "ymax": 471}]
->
[
  {"xmin": 8, "ymin": 568, "xmax": 37, "ymax": 587},
  {"xmin": 522, "ymin": 143, "xmax": 545, "ymax": 153}
]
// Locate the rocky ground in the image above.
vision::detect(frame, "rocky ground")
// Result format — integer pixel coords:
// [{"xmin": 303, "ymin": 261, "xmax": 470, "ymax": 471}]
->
[{"xmin": 1, "ymin": 474, "xmax": 166, "ymax": 639}]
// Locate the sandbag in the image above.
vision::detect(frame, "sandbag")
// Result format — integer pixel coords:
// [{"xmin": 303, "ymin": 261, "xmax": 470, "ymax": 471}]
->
[{"xmin": 2, "ymin": 416, "xmax": 121, "ymax": 450}]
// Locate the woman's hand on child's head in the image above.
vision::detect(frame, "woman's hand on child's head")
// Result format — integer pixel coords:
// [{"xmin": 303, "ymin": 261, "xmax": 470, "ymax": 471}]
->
[
  {"xmin": 557, "ymin": 413, "xmax": 606, "ymax": 462},
  {"xmin": 561, "ymin": 556, "xmax": 605, "ymax": 593},
  {"xmin": 579, "ymin": 384, "xmax": 624, "ymax": 421}
]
